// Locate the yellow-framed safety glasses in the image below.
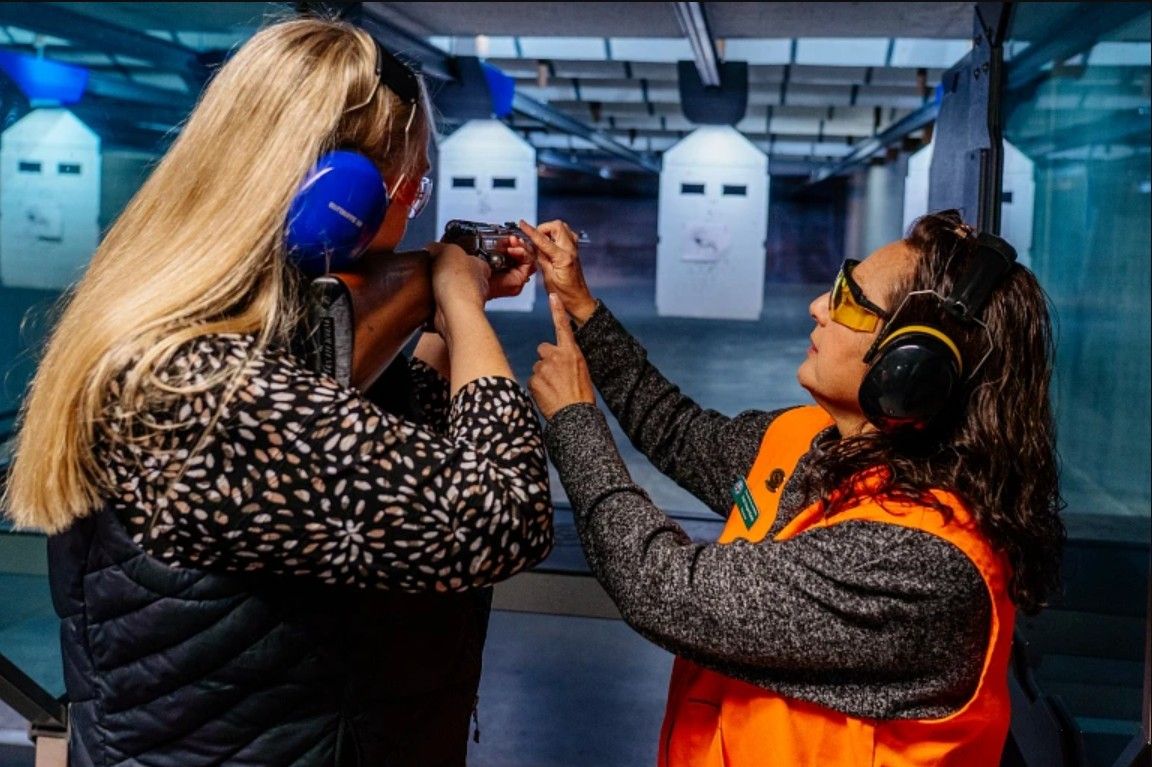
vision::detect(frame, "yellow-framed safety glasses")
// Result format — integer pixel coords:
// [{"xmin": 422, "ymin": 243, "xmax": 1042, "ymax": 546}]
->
[{"xmin": 829, "ymin": 259, "xmax": 892, "ymax": 332}]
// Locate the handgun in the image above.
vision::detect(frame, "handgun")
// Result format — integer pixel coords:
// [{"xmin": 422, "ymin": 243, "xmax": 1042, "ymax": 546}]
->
[{"xmin": 440, "ymin": 219, "xmax": 534, "ymax": 271}]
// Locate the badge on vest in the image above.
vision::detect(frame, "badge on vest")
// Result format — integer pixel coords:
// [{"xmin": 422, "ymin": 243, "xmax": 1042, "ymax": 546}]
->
[
  {"xmin": 766, "ymin": 468, "xmax": 786, "ymax": 492},
  {"xmin": 732, "ymin": 478, "xmax": 759, "ymax": 529}
]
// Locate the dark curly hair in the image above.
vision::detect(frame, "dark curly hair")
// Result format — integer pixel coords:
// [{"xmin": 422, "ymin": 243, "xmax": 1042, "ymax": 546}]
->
[{"xmin": 808, "ymin": 209, "xmax": 1065, "ymax": 614}]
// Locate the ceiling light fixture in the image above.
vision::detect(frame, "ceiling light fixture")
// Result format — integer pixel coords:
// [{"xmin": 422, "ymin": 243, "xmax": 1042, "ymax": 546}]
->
[{"xmin": 672, "ymin": 2, "xmax": 721, "ymax": 87}]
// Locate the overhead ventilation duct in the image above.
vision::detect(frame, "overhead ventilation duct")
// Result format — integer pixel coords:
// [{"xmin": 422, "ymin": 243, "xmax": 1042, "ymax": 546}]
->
[
  {"xmin": 672, "ymin": 1, "xmax": 749, "ymax": 126},
  {"xmin": 677, "ymin": 60, "xmax": 749, "ymax": 126},
  {"xmin": 673, "ymin": 1, "xmax": 721, "ymax": 87}
]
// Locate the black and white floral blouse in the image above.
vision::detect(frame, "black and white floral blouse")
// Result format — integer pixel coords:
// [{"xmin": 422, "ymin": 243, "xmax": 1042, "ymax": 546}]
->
[{"xmin": 98, "ymin": 333, "xmax": 554, "ymax": 592}]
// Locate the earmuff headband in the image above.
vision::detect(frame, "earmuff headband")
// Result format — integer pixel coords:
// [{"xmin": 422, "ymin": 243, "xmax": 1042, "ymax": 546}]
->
[
  {"xmin": 944, "ymin": 231, "xmax": 1018, "ymax": 321},
  {"xmin": 874, "ymin": 324, "xmax": 963, "ymax": 375},
  {"xmin": 373, "ymin": 38, "xmax": 419, "ymax": 105}
]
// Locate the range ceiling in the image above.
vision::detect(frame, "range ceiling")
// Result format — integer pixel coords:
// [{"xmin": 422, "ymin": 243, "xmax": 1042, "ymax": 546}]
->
[
  {"xmin": 365, "ymin": 1, "xmax": 975, "ymax": 176},
  {"xmin": 0, "ymin": 2, "xmax": 1147, "ymax": 180}
]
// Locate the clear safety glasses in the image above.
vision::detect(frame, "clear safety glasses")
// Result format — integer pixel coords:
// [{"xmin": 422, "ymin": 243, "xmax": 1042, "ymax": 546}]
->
[{"xmin": 393, "ymin": 176, "xmax": 434, "ymax": 220}]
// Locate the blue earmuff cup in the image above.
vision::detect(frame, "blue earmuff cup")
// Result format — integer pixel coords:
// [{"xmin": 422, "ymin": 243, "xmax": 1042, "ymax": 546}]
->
[{"xmin": 285, "ymin": 150, "xmax": 389, "ymax": 276}]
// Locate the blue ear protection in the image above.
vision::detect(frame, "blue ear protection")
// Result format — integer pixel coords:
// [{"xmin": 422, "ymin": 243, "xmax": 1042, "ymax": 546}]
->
[
  {"xmin": 284, "ymin": 150, "xmax": 389, "ymax": 277},
  {"xmin": 284, "ymin": 38, "xmax": 422, "ymax": 277}
]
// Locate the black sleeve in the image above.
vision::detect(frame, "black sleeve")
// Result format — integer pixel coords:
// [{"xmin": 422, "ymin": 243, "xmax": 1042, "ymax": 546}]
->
[{"xmin": 405, "ymin": 356, "xmax": 451, "ymax": 434}]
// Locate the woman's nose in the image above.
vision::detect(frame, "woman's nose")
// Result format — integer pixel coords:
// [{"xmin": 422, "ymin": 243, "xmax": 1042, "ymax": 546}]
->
[{"xmin": 810, "ymin": 292, "xmax": 829, "ymax": 323}]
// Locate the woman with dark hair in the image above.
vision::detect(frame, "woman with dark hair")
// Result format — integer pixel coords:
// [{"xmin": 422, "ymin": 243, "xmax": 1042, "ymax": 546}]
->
[{"xmin": 518, "ymin": 209, "xmax": 1064, "ymax": 766}]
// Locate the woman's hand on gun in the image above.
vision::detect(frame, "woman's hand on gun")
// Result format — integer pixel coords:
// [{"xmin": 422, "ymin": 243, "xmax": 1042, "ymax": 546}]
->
[
  {"xmin": 425, "ymin": 242, "xmax": 515, "ymax": 390},
  {"xmin": 487, "ymin": 245, "xmax": 537, "ymax": 301},
  {"xmin": 426, "ymin": 242, "xmax": 490, "ymax": 336},
  {"xmin": 511, "ymin": 220, "xmax": 597, "ymax": 325}
]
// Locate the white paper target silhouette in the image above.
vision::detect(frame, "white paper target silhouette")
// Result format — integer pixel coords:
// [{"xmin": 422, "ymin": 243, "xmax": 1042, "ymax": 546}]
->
[
  {"xmin": 436, "ymin": 120, "xmax": 538, "ymax": 312},
  {"xmin": 657, "ymin": 126, "xmax": 768, "ymax": 320}
]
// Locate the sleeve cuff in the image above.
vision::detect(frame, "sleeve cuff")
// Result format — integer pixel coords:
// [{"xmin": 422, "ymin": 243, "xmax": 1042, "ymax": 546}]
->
[{"xmin": 573, "ymin": 299, "xmax": 613, "ymax": 346}]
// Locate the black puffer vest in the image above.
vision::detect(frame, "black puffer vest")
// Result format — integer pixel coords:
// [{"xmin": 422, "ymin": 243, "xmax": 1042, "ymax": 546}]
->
[
  {"xmin": 49, "ymin": 510, "xmax": 492, "ymax": 767},
  {"xmin": 48, "ymin": 358, "xmax": 493, "ymax": 767}
]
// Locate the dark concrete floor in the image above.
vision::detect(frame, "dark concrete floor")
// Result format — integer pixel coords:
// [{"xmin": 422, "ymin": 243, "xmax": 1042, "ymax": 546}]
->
[{"xmin": 468, "ymin": 610, "xmax": 673, "ymax": 767}]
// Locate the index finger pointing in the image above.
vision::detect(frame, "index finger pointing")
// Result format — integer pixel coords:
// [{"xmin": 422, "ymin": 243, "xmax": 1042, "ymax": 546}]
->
[{"xmin": 549, "ymin": 293, "xmax": 576, "ymax": 347}]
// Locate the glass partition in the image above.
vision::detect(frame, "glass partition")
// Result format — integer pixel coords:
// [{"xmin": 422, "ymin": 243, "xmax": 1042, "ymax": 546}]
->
[
  {"xmin": 1003, "ymin": 3, "xmax": 1151, "ymax": 765},
  {"xmin": 1005, "ymin": 2, "xmax": 1151, "ymax": 534}
]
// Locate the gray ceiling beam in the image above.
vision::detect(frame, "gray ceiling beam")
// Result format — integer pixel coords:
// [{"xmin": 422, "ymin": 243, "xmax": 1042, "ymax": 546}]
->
[
  {"xmin": 356, "ymin": 4, "xmax": 458, "ymax": 82},
  {"xmin": 1005, "ymin": 1, "xmax": 1149, "ymax": 94},
  {"xmin": 806, "ymin": 98, "xmax": 938, "ymax": 184},
  {"xmin": 83, "ymin": 71, "xmax": 194, "ymax": 109},
  {"xmin": 358, "ymin": 3, "xmax": 659, "ymax": 174},
  {"xmin": 512, "ymin": 92, "xmax": 659, "ymax": 173},
  {"xmin": 672, "ymin": 2, "xmax": 721, "ymax": 87},
  {"xmin": 0, "ymin": 3, "xmax": 207, "ymax": 84}
]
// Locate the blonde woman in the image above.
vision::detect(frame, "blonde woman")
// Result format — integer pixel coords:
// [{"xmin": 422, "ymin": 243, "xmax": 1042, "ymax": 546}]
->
[{"xmin": 3, "ymin": 16, "xmax": 552, "ymax": 767}]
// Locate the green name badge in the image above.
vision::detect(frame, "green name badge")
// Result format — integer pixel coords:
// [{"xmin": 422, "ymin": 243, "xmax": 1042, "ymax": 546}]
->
[{"xmin": 732, "ymin": 478, "xmax": 759, "ymax": 529}]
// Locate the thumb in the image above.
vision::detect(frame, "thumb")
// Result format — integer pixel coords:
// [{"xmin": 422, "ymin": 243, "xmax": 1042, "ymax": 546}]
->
[{"xmin": 549, "ymin": 293, "xmax": 576, "ymax": 347}]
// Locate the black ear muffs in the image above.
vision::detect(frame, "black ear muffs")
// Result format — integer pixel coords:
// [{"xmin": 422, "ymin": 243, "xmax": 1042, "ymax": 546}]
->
[
  {"xmin": 859, "ymin": 324, "xmax": 962, "ymax": 432},
  {"xmin": 857, "ymin": 229, "xmax": 1018, "ymax": 434}
]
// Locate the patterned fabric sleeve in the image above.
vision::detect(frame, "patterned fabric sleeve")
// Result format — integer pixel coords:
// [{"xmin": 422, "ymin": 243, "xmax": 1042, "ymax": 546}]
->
[{"xmin": 106, "ymin": 335, "xmax": 554, "ymax": 593}]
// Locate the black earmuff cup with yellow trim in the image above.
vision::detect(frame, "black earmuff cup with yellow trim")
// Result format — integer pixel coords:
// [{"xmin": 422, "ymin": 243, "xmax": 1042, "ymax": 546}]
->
[
  {"xmin": 859, "ymin": 330, "xmax": 961, "ymax": 432},
  {"xmin": 857, "ymin": 227, "xmax": 1018, "ymax": 434}
]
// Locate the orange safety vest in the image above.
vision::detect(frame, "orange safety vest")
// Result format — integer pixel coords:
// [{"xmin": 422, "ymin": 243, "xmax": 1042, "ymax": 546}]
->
[{"xmin": 657, "ymin": 405, "xmax": 1016, "ymax": 767}]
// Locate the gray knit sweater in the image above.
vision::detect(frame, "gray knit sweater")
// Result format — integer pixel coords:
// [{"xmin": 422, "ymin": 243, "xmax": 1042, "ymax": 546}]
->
[{"xmin": 544, "ymin": 301, "xmax": 992, "ymax": 720}]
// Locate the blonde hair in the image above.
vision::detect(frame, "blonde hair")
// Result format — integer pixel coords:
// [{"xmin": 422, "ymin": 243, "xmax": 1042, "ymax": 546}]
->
[{"xmin": 3, "ymin": 16, "xmax": 431, "ymax": 533}]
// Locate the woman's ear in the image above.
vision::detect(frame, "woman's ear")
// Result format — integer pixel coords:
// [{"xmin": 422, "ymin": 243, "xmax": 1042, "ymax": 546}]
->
[{"xmin": 366, "ymin": 196, "xmax": 409, "ymax": 253}]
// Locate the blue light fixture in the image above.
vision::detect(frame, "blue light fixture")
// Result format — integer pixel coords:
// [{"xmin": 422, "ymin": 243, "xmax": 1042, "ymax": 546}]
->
[
  {"xmin": 0, "ymin": 49, "xmax": 88, "ymax": 105},
  {"xmin": 480, "ymin": 61, "xmax": 515, "ymax": 118}
]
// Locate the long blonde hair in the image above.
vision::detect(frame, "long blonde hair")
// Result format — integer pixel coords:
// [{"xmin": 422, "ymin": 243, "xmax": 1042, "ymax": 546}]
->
[{"xmin": 3, "ymin": 16, "xmax": 431, "ymax": 533}]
